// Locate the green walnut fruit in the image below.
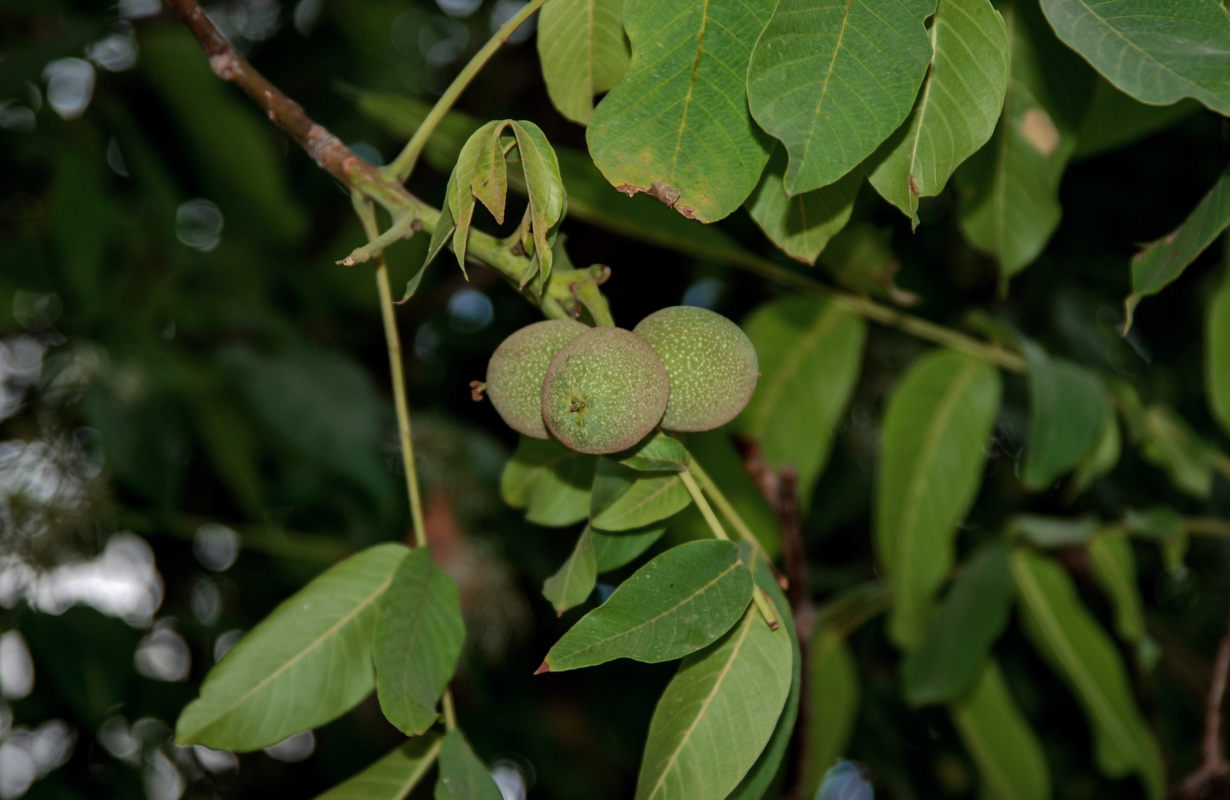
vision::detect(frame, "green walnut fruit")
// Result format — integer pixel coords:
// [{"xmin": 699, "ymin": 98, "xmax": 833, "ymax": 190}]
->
[
  {"xmin": 485, "ymin": 319, "xmax": 589, "ymax": 439},
  {"xmin": 542, "ymin": 327, "xmax": 670, "ymax": 454},
  {"xmin": 632, "ymin": 306, "xmax": 758, "ymax": 432}
]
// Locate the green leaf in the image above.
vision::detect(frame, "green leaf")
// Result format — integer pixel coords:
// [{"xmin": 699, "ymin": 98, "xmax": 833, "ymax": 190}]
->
[
  {"xmin": 434, "ymin": 730, "xmax": 502, "ymax": 800},
  {"xmin": 955, "ymin": 0, "xmax": 1092, "ymax": 285},
  {"xmin": 374, "ymin": 547, "xmax": 464, "ymax": 736},
  {"xmin": 725, "ymin": 557, "xmax": 801, "ymax": 800},
  {"xmin": 746, "ymin": 149, "xmax": 860, "ymax": 264},
  {"xmin": 949, "ymin": 660, "xmax": 1051, "ymax": 800},
  {"xmin": 616, "ymin": 432, "xmax": 691, "ymax": 473},
  {"xmin": 591, "ymin": 459, "xmax": 691, "ymax": 531},
  {"xmin": 592, "ymin": 525, "xmax": 668, "ymax": 572},
  {"xmin": 542, "ymin": 540, "xmax": 752, "ymax": 672},
  {"xmin": 176, "ymin": 543, "xmax": 410, "ymax": 750},
  {"xmin": 586, "ymin": 0, "xmax": 775, "ymax": 222},
  {"xmin": 469, "ymin": 124, "xmax": 509, "ymax": 224},
  {"xmin": 634, "ymin": 568, "xmax": 793, "ymax": 799},
  {"xmin": 746, "ymin": 0, "xmax": 935, "ymax": 195},
  {"xmin": 446, "ymin": 121, "xmax": 498, "ymax": 272},
  {"xmin": 1073, "ymin": 78, "xmax": 1199, "ymax": 160},
  {"xmin": 1021, "ymin": 341, "xmax": 1111, "ymax": 489},
  {"xmin": 735, "ymin": 297, "xmax": 867, "ymax": 506},
  {"xmin": 1087, "ymin": 530, "xmax": 1144, "ymax": 644},
  {"xmin": 537, "ymin": 0, "xmax": 630, "ymax": 124},
  {"xmin": 500, "ymin": 437, "xmax": 596, "ymax": 528},
  {"xmin": 1009, "ymin": 513, "xmax": 1099, "ymax": 548},
  {"xmin": 314, "ymin": 734, "xmax": 442, "ymax": 800},
  {"xmin": 875, "ymin": 350, "xmax": 1002, "ymax": 649},
  {"xmin": 1124, "ymin": 168, "xmax": 1230, "ymax": 332},
  {"xmin": 817, "ymin": 224, "xmax": 919, "ymax": 305},
  {"xmin": 869, "ymin": 0, "xmax": 1009, "ymax": 222},
  {"xmin": 1011, "ymin": 548, "xmax": 1165, "ymax": 799},
  {"xmin": 800, "ymin": 629, "xmax": 860, "ymax": 799},
  {"xmin": 510, "ymin": 120, "xmax": 567, "ymax": 285},
  {"xmin": 902, "ymin": 542, "xmax": 1013, "ymax": 706},
  {"xmin": 1210, "ymin": 264, "xmax": 1230, "ymax": 437},
  {"xmin": 1071, "ymin": 412, "xmax": 1122, "ymax": 494},
  {"xmin": 1038, "ymin": 0, "xmax": 1230, "ymax": 115},
  {"xmin": 543, "ymin": 528, "xmax": 598, "ymax": 616},
  {"xmin": 1118, "ymin": 400, "xmax": 1218, "ymax": 498}
]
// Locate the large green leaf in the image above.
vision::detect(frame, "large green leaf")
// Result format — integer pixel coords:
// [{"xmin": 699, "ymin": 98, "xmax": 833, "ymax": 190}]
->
[
  {"xmin": 1021, "ymin": 341, "xmax": 1111, "ymax": 490},
  {"xmin": 875, "ymin": 350, "xmax": 1002, "ymax": 649},
  {"xmin": 869, "ymin": 0, "xmax": 1009, "ymax": 222},
  {"xmin": 176, "ymin": 543, "xmax": 410, "ymax": 750},
  {"xmin": 746, "ymin": 0, "xmax": 935, "ymax": 195},
  {"xmin": 1124, "ymin": 167, "xmax": 1230, "ymax": 332},
  {"xmin": 955, "ymin": 0, "xmax": 1091, "ymax": 283},
  {"xmin": 585, "ymin": 0, "xmax": 775, "ymax": 222},
  {"xmin": 592, "ymin": 525, "xmax": 668, "ymax": 572},
  {"xmin": 634, "ymin": 568, "xmax": 793, "ymax": 800},
  {"xmin": 735, "ymin": 297, "xmax": 867, "ymax": 506},
  {"xmin": 591, "ymin": 460, "xmax": 691, "ymax": 531},
  {"xmin": 800, "ymin": 629, "xmax": 860, "ymax": 799},
  {"xmin": 949, "ymin": 661, "xmax": 1051, "ymax": 800},
  {"xmin": 541, "ymin": 540, "xmax": 752, "ymax": 672},
  {"xmin": 537, "ymin": 0, "xmax": 630, "ymax": 124},
  {"xmin": 1210, "ymin": 265, "xmax": 1230, "ymax": 437},
  {"xmin": 746, "ymin": 149, "xmax": 860, "ymax": 264},
  {"xmin": 1038, "ymin": 0, "xmax": 1230, "ymax": 115},
  {"xmin": 314, "ymin": 734, "xmax": 442, "ymax": 800},
  {"xmin": 1087, "ymin": 530, "xmax": 1144, "ymax": 644},
  {"xmin": 500, "ymin": 437, "xmax": 596, "ymax": 528},
  {"xmin": 543, "ymin": 528, "xmax": 598, "ymax": 616},
  {"xmin": 1012, "ymin": 549, "xmax": 1165, "ymax": 799},
  {"xmin": 902, "ymin": 542, "xmax": 1013, "ymax": 706},
  {"xmin": 374, "ymin": 547, "xmax": 464, "ymax": 736},
  {"xmin": 434, "ymin": 730, "xmax": 502, "ymax": 800}
]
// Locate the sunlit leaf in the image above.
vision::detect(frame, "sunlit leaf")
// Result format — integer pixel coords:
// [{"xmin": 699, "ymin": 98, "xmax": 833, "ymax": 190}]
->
[
  {"xmin": 1087, "ymin": 530, "xmax": 1144, "ymax": 644},
  {"xmin": 591, "ymin": 459, "xmax": 691, "ymax": 531},
  {"xmin": 374, "ymin": 547, "xmax": 464, "ymax": 736},
  {"xmin": 500, "ymin": 437, "xmax": 596, "ymax": 528},
  {"xmin": 1124, "ymin": 167, "xmax": 1230, "ymax": 332},
  {"xmin": 314, "ymin": 734, "xmax": 442, "ymax": 800},
  {"xmin": 746, "ymin": 149, "xmax": 860, "ymax": 264},
  {"xmin": 537, "ymin": 0, "xmax": 630, "ymax": 124},
  {"xmin": 1021, "ymin": 341, "xmax": 1110, "ymax": 490},
  {"xmin": 434, "ymin": 730, "xmax": 501, "ymax": 800},
  {"xmin": 586, "ymin": 0, "xmax": 775, "ymax": 222},
  {"xmin": 1210, "ymin": 265, "xmax": 1230, "ymax": 437},
  {"xmin": 1039, "ymin": 0, "xmax": 1230, "ymax": 115},
  {"xmin": 949, "ymin": 660, "xmax": 1050, "ymax": 800},
  {"xmin": 1012, "ymin": 549, "xmax": 1165, "ymax": 799},
  {"xmin": 875, "ymin": 350, "xmax": 1001, "ymax": 649},
  {"xmin": 543, "ymin": 527, "xmax": 598, "ymax": 616},
  {"xmin": 869, "ymin": 0, "xmax": 1009, "ymax": 223},
  {"xmin": 176, "ymin": 543, "xmax": 410, "ymax": 750},
  {"xmin": 746, "ymin": 0, "xmax": 935, "ymax": 195},
  {"xmin": 542, "ymin": 540, "xmax": 752, "ymax": 672}
]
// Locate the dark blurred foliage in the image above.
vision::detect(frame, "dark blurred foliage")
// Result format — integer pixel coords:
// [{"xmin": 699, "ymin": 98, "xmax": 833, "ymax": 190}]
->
[{"xmin": 0, "ymin": 1, "xmax": 1228, "ymax": 799}]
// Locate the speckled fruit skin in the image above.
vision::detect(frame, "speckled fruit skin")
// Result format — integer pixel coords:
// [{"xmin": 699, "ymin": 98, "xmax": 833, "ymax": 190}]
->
[
  {"xmin": 486, "ymin": 319, "xmax": 589, "ymax": 439},
  {"xmin": 633, "ymin": 306, "xmax": 758, "ymax": 432},
  {"xmin": 541, "ymin": 327, "xmax": 670, "ymax": 455}
]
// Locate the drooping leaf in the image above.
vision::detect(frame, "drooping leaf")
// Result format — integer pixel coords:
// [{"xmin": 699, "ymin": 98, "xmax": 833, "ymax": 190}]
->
[
  {"xmin": 902, "ymin": 542, "xmax": 1013, "ymax": 706},
  {"xmin": 591, "ymin": 459, "xmax": 691, "ymax": 531},
  {"xmin": 1011, "ymin": 549, "xmax": 1165, "ymax": 799},
  {"xmin": 1038, "ymin": 0, "xmax": 1230, "ymax": 115},
  {"xmin": 1021, "ymin": 341, "xmax": 1111, "ymax": 490},
  {"xmin": 542, "ymin": 540, "xmax": 752, "ymax": 672},
  {"xmin": 434, "ymin": 730, "xmax": 502, "ymax": 800},
  {"xmin": 500, "ymin": 437, "xmax": 596, "ymax": 528},
  {"xmin": 736, "ymin": 297, "xmax": 867, "ymax": 506},
  {"xmin": 955, "ymin": 0, "xmax": 1093, "ymax": 285},
  {"xmin": 586, "ymin": 0, "xmax": 774, "ymax": 221},
  {"xmin": 510, "ymin": 120, "xmax": 567, "ymax": 285},
  {"xmin": 543, "ymin": 527, "xmax": 598, "ymax": 616},
  {"xmin": 634, "ymin": 563, "xmax": 793, "ymax": 800},
  {"xmin": 176, "ymin": 543, "xmax": 410, "ymax": 750},
  {"xmin": 746, "ymin": 0, "xmax": 936, "ymax": 195},
  {"xmin": 949, "ymin": 660, "xmax": 1051, "ymax": 800},
  {"xmin": 746, "ymin": 148, "xmax": 861, "ymax": 264},
  {"xmin": 1210, "ymin": 265, "xmax": 1230, "ymax": 437},
  {"xmin": 314, "ymin": 734, "xmax": 442, "ymax": 800},
  {"xmin": 875, "ymin": 350, "xmax": 1002, "ymax": 649},
  {"xmin": 1087, "ymin": 530, "xmax": 1144, "ymax": 644},
  {"xmin": 1073, "ymin": 78, "xmax": 1199, "ymax": 160},
  {"xmin": 1124, "ymin": 167, "xmax": 1230, "ymax": 332},
  {"xmin": 536, "ymin": 0, "xmax": 630, "ymax": 124},
  {"xmin": 869, "ymin": 0, "xmax": 1009, "ymax": 222},
  {"xmin": 374, "ymin": 547, "xmax": 465, "ymax": 736},
  {"xmin": 617, "ymin": 431, "xmax": 690, "ymax": 473},
  {"xmin": 591, "ymin": 525, "xmax": 668, "ymax": 573},
  {"xmin": 800, "ymin": 629, "xmax": 861, "ymax": 799},
  {"xmin": 445, "ymin": 121, "xmax": 497, "ymax": 272}
]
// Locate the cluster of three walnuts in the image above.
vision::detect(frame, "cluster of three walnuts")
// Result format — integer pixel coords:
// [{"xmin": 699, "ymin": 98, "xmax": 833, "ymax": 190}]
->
[{"xmin": 481, "ymin": 306, "xmax": 759, "ymax": 455}]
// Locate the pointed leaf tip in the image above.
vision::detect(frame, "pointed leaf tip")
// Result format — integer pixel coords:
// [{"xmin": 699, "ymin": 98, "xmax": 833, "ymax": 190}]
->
[{"xmin": 534, "ymin": 661, "xmax": 550, "ymax": 675}]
